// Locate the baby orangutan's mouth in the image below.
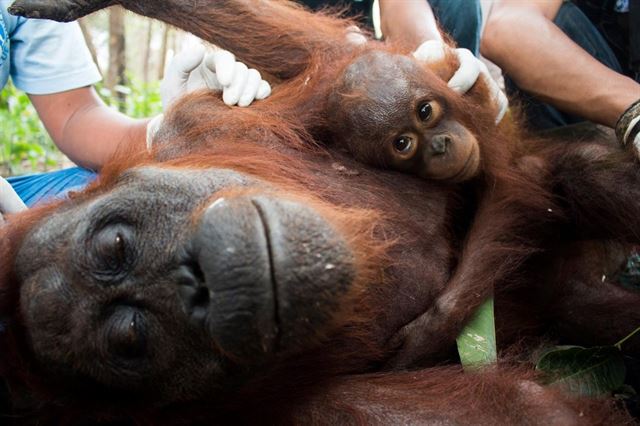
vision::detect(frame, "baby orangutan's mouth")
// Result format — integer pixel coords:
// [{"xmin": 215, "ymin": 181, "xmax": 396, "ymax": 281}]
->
[{"xmin": 450, "ymin": 142, "xmax": 480, "ymax": 183}]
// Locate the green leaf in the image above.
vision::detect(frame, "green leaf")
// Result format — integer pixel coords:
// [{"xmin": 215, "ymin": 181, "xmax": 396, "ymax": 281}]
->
[
  {"xmin": 456, "ymin": 298, "xmax": 497, "ymax": 368},
  {"xmin": 536, "ymin": 345, "xmax": 626, "ymax": 397}
]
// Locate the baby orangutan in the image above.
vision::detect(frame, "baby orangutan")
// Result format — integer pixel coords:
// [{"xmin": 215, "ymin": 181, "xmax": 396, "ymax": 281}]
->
[{"xmin": 327, "ymin": 49, "xmax": 496, "ymax": 183}]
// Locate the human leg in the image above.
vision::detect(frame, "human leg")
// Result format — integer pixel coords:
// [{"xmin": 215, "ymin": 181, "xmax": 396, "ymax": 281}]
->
[{"xmin": 7, "ymin": 167, "xmax": 97, "ymax": 207}]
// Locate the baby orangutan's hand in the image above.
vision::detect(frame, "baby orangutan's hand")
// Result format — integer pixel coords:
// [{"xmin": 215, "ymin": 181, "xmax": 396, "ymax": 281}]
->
[{"xmin": 386, "ymin": 301, "xmax": 460, "ymax": 369}]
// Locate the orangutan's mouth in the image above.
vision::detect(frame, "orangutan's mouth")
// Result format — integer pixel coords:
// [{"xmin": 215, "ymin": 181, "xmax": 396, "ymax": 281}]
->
[{"xmin": 450, "ymin": 142, "xmax": 480, "ymax": 183}]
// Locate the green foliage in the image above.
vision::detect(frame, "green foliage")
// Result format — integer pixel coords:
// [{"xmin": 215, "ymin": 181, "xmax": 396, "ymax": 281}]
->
[
  {"xmin": 456, "ymin": 298, "xmax": 497, "ymax": 368},
  {"xmin": 536, "ymin": 327, "xmax": 640, "ymax": 397},
  {"xmin": 0, "ymin": 79, "xmax": 161, "ymax": 176},
  {"xmin": 97, "ymin": 77, "xmax": 162, "ymax": 117},
  {"xmin": 536, "ymin": 345, "xmax": 626, "ymax": 397},
  {"xmin": 0, "ymin": 83, "xmax": 59, "ymax": 176}
]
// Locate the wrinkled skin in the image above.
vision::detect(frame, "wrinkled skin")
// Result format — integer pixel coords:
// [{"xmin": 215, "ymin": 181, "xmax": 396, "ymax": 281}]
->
[
  {"xmin": 14, "ymin": 165, "xmax": 365, "ymax": 401},
  {"xmin": 3, "ymin": 0, "xmax": 640, "ymax": 423}
]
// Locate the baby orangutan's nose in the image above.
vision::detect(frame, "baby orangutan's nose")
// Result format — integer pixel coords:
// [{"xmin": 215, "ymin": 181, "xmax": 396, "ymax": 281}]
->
[{"xmin": 430, "ymin": 134, "xmax": 451, "ymax": 155}]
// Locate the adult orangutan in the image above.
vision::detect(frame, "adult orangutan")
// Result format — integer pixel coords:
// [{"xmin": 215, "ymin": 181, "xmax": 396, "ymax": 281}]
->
[{"xmin": 1, "ymin": 0, "xmax": 639, "ymax": 423}]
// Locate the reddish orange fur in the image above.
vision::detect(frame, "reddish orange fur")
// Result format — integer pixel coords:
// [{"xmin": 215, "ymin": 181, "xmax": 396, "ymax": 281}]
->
[{"xmin": 0, "ymin": 0, "xmax": 638, "ymax": 423}]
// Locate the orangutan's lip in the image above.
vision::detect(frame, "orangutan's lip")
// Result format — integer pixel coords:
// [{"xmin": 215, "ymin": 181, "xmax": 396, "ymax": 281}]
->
[
  {"xmin": 450, "ymin": 142, "xmax": 480, "ymax": 183},
  {"xmin": 249, "ymin": 198, "xmax": 281, "ymax": 349},
  {"xmin": 192, "ymin": 196, "xmax": 280, "ymax": 359}
]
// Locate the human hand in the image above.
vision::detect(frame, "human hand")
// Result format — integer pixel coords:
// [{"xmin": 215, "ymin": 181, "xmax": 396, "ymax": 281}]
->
[
  {"xmin": 345, "ymin": 25, "xmax": 368, "ymax": 46},
  {"xmin": 160, "ymin": 44, "xmax": 272, "ymax": 109},
  {"xmin": 413, "ymin": 40, "xmax": 508, "ymax": 124},
  {"xmin": 0, "ymin": 177, "xmax": 27, "ymax": 225}
]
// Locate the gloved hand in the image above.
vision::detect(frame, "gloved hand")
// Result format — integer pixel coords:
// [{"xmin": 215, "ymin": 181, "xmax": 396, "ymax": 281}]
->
[
  {"xmin": 345, "ymin": 25, "xmax": 368, "ymax": 46},
  {"xmin": 616, "ymin": 99, "xmax": 640, "ymax": 157},
  {"xmin": 160, "ymin": 44, "xmax": 271, "ymax": 109},
  {"xmin": 148, "ymin": 44, "xmax": 272, "ymax": 148},
  {"xmin": 0, "ymin": 177, "xmax": 27, "ymax": 225},
  {"xmin": 413, "ymin": 40, "xmax": 508, "ymax": 124}
]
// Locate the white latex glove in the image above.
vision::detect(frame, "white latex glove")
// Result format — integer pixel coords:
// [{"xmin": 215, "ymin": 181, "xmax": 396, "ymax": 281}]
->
[
  {"xmin": 148, "ymin": 44, "xmax": 272, "ymax": 148},
  {"xmin": 160, "ymin": 44, "xmax": 271, "ymax": 109},
  {"xmin": 0, "ymin": 177, "xmax": 27, "ymax": 225},
  {"xmin": 346, "ymin": 25, "xmax": 367, "ymax": 46},
  {"xmin": 413, "ymin": 40, "xmax": 508, "ymax": 124}
]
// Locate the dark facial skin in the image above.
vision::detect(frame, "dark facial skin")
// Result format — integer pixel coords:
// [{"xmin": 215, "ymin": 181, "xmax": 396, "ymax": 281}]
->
[
  {"xmin": 16, "ymin": 166, "xmax": 355, "ymax": 401},
  {"xmin": 328, "ymin": 51, "xmax": 480, "ymax": 182}
]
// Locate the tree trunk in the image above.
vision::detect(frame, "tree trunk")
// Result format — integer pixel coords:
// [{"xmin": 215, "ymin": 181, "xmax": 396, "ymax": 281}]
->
[
  {"xmin": 107, "ymin": 6, "xmax": 127, "ymax": 109},
  {"xmin": 78, "ymin": 17, "xmax": 101, "ymax": 75},
  {"xmin": 157, "ymin": 24, "xmax": 170, "ymax": 80},
  {"xmin": 142, "ymin": 19, "xmax": 153, "ymax": 85}
]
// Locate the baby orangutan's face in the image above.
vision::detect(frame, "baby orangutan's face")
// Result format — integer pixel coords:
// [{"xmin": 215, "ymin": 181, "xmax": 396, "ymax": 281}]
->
[{"xmin": 329, "ymin": 50, "xmax": 481, "ymax": 183}]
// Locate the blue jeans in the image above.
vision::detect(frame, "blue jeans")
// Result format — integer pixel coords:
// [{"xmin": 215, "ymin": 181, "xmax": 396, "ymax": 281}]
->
[
  {"xmin": 505, "ymin": 1, "xmax": 627, "ymax": 130},
  {"xmin": 7, "ymin": 167, "xmax": 97, "ymax": 207}
]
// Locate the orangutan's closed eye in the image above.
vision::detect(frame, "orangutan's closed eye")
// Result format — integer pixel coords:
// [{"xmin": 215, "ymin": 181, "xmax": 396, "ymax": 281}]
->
[
  {"xmin": 91, "ymin": 223, "xmax": 135, "ymax": 280},
  {"xmin": 107, "ymin": 306, "xmax": 148, "ymax": 359}
]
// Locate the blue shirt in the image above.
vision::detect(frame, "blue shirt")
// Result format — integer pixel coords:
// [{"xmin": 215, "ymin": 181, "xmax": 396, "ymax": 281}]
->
[{"xmin": 0, "ymin": 0, "xmax": 101, "ymax": 94}]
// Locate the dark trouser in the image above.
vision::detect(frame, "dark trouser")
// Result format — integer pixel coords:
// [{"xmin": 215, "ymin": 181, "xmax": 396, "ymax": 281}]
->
[{"xmin": 506, "ymin": 1, "xmax": 637, "ymax": 130}]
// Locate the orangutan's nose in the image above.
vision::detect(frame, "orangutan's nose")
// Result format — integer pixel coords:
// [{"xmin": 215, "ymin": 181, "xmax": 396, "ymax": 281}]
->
[
  {"xmin": 176, "ymin": 264, "xmax": 210, "ymax": 326},
  {"xmin": 430, "ymin": 135, "xmax": 451, "ymax": 155}
]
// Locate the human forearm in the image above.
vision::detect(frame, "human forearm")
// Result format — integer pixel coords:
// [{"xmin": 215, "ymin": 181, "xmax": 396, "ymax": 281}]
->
[
  {"xmin": 378, "ymin": 0, "xmax": 442, "ymax": 48},
  {"xmin": 481, "ymin": 3, "xmax": 640, "ymax": 127},
  {"xmin": 58, "ymin": 103, "xmax": 148, "ymax": 170},
  {"xmin": 30, "ymin": 87, "xmax": 148, "ymax": 170}
]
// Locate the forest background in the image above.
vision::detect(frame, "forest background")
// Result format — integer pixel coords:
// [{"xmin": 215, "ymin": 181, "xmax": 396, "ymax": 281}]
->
[{"xmin": 0, "ymin": 7, "xmax": 187, "ymax": 176}]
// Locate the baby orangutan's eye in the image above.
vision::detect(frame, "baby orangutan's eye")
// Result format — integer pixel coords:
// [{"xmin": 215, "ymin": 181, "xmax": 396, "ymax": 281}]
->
[
  {"xmin": 391, "ymin": 135, "xmax": 418, "ymax": 160},
  {"xmin": 393, "ymin": 136, "xmax": 413, "ymax": 153},
  {"xmin": 418, "ymin": 102, "xmax": 433, "ymax": 121}
]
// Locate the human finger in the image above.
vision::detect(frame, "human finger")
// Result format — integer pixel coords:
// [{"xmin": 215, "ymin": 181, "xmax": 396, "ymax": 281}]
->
[
  {"xmin": 237, "ymin": 68, "xmax": 262, "ymax": 107},
  {"xmin": 222, "ymin": 62, "xmax": 249, "ymax": 106},
  {"xmin": 209, "ymin": 49, "xmax": 236, "ymax": 87},
  {"xmin": 412, "ymin": 39, "xmax": 446, "ymax": 63},
  {"xmin": 477, "ymin": 60, "xmax": 508, "ymax": 123},
  {"xmin": 448, "ymin": 48, "xmax": 480, "ymax": 94},
  {"xmin": 256, "ymin": 80, "xmax": 272, "ymax": 100}
]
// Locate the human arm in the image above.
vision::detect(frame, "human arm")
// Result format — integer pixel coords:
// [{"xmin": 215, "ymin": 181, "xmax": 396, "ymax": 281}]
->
[
  {"xmin": 481, "ymin": 0, "xmax": 640, "ymax": 128},
  {"xmin": 31, "ymin": 44, "xmax": 272, "ymax": 170},
  {"xmin": 378, "ymin": 0, "xmax": 506, "ymax": 123},
  {"xmin": 29, "ymin": 87, "xmax": 148, "ymax": 171},
  {"xmin": 378, "ymin": 0, "xmax": 443, "ymax": 47}
]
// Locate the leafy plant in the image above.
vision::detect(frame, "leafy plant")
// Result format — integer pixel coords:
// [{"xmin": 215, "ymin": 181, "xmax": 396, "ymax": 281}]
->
[
  {"xmin": 0, "ymin": 83, "xmax": 59, "ymax": 175},
  {"xmin": 536, "ymin": 327, "xmax": 640, "ymax": 397},
  {"xmin": 457, "ymin": 298, "xmax": 497, "ymax": 368},
  {"xmin": 0, "ymin": 79, "xmax": 161, "ymax": 176}
]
